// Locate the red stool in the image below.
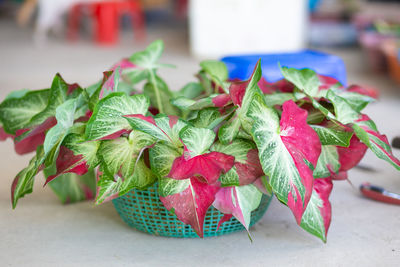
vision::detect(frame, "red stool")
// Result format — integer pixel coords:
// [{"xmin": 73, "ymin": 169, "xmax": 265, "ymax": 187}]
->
[{"xmin": 68, "ymin": 0, "xmax": 146, "ymax": 45}]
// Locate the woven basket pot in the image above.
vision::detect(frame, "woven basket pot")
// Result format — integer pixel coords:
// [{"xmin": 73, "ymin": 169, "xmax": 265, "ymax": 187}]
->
[{"xmin": 112, "ymin": 183, "xmax": 273, "ymax": 238}]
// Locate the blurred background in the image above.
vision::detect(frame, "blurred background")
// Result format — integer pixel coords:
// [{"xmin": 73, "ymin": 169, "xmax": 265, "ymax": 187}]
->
[
  {"xmin": 0, "ymin": 0, "xmax": 399, "ymax": 162},
  {"xmin": 1, "ymin": 1, "xmax": 400, "ymax": 262},
  {"xmin": 0, "ymin": 0, "xmax": 399, "ymax": 95}
]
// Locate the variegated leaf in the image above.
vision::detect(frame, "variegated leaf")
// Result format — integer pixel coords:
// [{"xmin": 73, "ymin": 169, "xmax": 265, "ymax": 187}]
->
[
  {"xmin": 353, "ymin": 115, "xmax": 400, "ymax": 170},
  {"xmin": 248, "ymin": 94, "xmax": 321, "ymax": 224},
  {"xmin": 213, "ymin": 184, "xmax": 262, "ymax": 231},
  {"xmin": 311, "ymin": 125, "xmax": 353, "ymax": 147},
  {"xmin": 300, "ymin": 178, "xmax": 333, "ymax": 242},
  {"xmin": 85, "ymin": 92, "xmax": 149, "ymax": 140},
  {"xmin": 313, "ymin": 145, "xmax": 340, "ymax": 178},
  {"xmin": 0, "ymin": 89, "xmax": 49, "ymax": 134}
]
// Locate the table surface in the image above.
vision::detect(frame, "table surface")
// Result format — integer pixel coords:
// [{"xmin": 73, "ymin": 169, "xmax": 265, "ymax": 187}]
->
[{"xmin": 0, "ymin": 20, "xmax": 400, "ymax": 267}]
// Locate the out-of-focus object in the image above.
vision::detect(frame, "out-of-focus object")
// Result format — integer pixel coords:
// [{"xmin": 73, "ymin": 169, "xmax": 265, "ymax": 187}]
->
[
  {"xmin": 382, "ymin": 39, "xmax": 400, "ymax": 84},
  {"xmin": 16, "ymin": 0, "xmax": 37, "ymax": 27},
  {"xmin": 392, "ymin": 136, "xmax": 400, "ymax": 149},
  {"xmin": 353, "ymin": 1, "xmax": 400, "ymax": 73},
  {"xmin": 360, "ymin": 183, "xmax": 400, "ymax": 205},
  {"xmin": 310, "ymin": 21, "xmax": 358, "ymax": 47},
  {"xmin": 189, "ymin": 0, "xmax": 308, "ymax": 58},
  {"xmin": 358, "ymin": 31, "xmax": 395, "ymax": 73},
  {"xmin": 68, "ymin": 0, "xmax": 146, "ymax": 45},
  {"xmin": 309, "ymin": 0, "xmax": 322, "ymax": 13},
  {"xmin": 221, "ymin": 50, "xmax": 347, "ymax": 84},
  {"xmin": 141, "ymin": 0, "xmax": 169, "ymax": 9},
  {"xmin": 33, "ymin": 0, "xmax": 93, "ymax": 45}
]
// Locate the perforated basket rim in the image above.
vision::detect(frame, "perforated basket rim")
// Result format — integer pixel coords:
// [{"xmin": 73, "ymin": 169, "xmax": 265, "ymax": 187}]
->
[{"xmin": 112, "ymin": 183, "xmax": 273, "ymax": 238}]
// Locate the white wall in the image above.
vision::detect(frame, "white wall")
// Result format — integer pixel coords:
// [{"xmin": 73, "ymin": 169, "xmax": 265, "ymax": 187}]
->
[{"xmin": 189, "ymin": 0, "xmax": 308, "ymax": 58}]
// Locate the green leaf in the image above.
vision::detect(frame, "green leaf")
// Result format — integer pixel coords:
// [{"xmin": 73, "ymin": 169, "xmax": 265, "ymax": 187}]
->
[
  {"xmin": 95, "ymin": 159, "xmax": 156, "ymax": 204},
  {"xmin": 218, "ymin": 115, "xmax": 241, "ymax": 144},
  {"xmin": 311, "ymin": 125, "xmax": 353, "ymax": 146},
  {"xmin": 326, "ymin": 90, "xmax": 360, "ymax": 125},
  {"xmin": 149, "ymin": 141, "xmax": 182, "ymax": 178},
  {"xmin": 0, "ymin": 89, "xmax": 49, "ymax": 134},
  {"xmin": 197, "ymin": 70, "xmax": 213, "ymax": 95},
  {"xmin": 313, "ymin": 145, "xmax": 340, "ymax": 178},
  {"xmin": 129, "ymin": 40, "xmax": 165, "ymax": 70},
  {"xmin": 171, "ymin": 94, "xmax": 226, "ymax": 111},
  {"xmin": 125, "ymin": 114, "xmax": 188, "ymax": 147},
  {"xmin": 176, "ymin": 82, "xmax": 204, "ymax": 99},
  {"xmin": 123, "ymin": 68, "xmax": 148, "ymax": 85},
  {"xmin": 280, "ymin": 66, "xmax": 320, "ymax": 97},
  {"xmin": 335, "ymin": 90, "xmax": 375, "ymax": 112},
  {"xmin": 63, "ymin": 134, "xmax": 100, "ymax": 168},
  {"xmin": 43, "ymin": 98, "xmax": 78, "ymax": 167},
  {"xmin": 99, "ymin": 131, "xmax": 155, "ymax": 178},
  {"xmin": 95, "ymin": 171, "xmax": 123, "ymax": 205},
  {"xmin": 200, "ymin": 60, "xmax": 228, "ymax": 84},
  {"xmin": 46, "ymin": 170, "xmax": 96, "ymax": 204},
  {"xmin": 119, "ymin": 159, "xmax": 156, "ymax": 194},
  {"xmin": 190, "ymin": 108, "xmax": 231, "ymax": 130},
  {"xmin": 211, "ymin": 139, "xmax": 257, "ymax": 187},
  {"xmin": 265, "ymin": 93, "xmax": 296, "ymax": 107},
  {"xmin": 179, "ymin": 126, "xmax": 215, "ymax": 157},
  {"xmin": 235, "ymin": 60, "xmax": 263, "ymax": 134},
  {"xmin": 212, "ymin": 139, "xmax": 255, "ymax": 163},
  {"xmin": 28, "ymin": 74, "xmax": 81, "ymax": 127},
  {"xmin": 4, "ymin": 89, "xmax": 30, "ymax": 100},
  {"xmin": 234, "ymin": 185, "xmax": 263, "ymax": 228},
  {"xmin": 88, "ymin": 70, "xmax": 117, "ymax": 110},
  {"xmin": 11, "ymin": 146, "xmax": 44, "ymax": 208},
  {"xmin": 158, "ymin": 177, "xmax": 190, "ymax": 197},
  {"xmin": 85, "ymin": 92, "xmax": 149, "ymax": 140},
  {"xmin": 143, "ymin": 75, "xmax": 179, "ymax": 116}
]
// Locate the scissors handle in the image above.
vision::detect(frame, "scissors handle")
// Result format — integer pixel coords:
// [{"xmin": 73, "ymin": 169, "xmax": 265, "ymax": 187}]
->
[{"xmin": 360, "ymin": 183, "xmax": 400, "ymax": 205}]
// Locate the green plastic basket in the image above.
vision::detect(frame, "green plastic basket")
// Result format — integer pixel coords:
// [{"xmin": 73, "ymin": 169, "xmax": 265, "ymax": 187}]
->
[{"xmin": 112, "ymin": 183, "xmax": 273, "ymax": 238}]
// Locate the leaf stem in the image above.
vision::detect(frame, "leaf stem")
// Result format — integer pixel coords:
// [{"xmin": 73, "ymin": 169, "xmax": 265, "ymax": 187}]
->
[{"xmin": 149, "ymin": 70, "xmax": 164, "ymax": 114}]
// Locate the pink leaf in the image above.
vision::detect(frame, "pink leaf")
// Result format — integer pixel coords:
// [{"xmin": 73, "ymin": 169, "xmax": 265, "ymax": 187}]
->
[
  {"xmin": 258, "ymin": 78, "xmax": 295, "ymax": 94},
  {"xmin": 217, "ymin": 214, "xmax": 233, "ymax": 231},
  {"xmin": 211, "ymin": 94, "xmax": 231, "ymax": 107},
  {"xmin": 213, "ymin": 187, "xmax": 248, "ymax": 229},
  {"xmin": 111, "ymin": 58, "xmax": 136, "ymax": 70},
  {"xmin": 44, "ymin": 146, "xmax": 89, "ymax": 186},
  {"xmin": 160, "ymin": 177, "xmax": 219, "ymax": 237},
  {"xmin": 99, "ymin": 69, "xmax": 121, "ymax": 99},
  {"xmin": 124, "ymin": 114, "xmax": 157, "ymax": 125},
  {"xmin": 14, "ymin": 117, "xmax": 57, "ymax": 155},
  {"xmin": 337, "ymin": 135, "xmax": 368, "ymax": 172},
  {"xmin": 347, "ymin": 84, "xmax": 379, "ymax": 99},
  {"xmin": 317, "ymin": 74, "xmax": 342, "ymax": 91},
  {"xmin": 235, "ymin": 149, "xmax": 264, "ymax": 185},
  {"xmin": 280, "ymin": 100, "xmax": 321, "ymax": 223},
  {"xmin": 168, "ymin": 151, "xmax": 234, "ymax": 184},
  {"xmin": 229, "ymin": 63, "xmax": 260, "ymax": 106},
  {"xmin": 98, "ymin": 129, "xmax": 130, "ymax": 140},
  {"xmin": 330, "ymin": 170, "xmax": 348, "ymax": 180},
  {"xmin": 314, "ymin": 178, "xmax": 333, "ymax": 235}
]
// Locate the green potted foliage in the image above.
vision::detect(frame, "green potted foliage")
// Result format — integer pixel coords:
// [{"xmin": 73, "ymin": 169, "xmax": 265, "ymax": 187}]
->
[{"xmin": 1, "ymin": 41, "xmax": 399, "ymax": 241}]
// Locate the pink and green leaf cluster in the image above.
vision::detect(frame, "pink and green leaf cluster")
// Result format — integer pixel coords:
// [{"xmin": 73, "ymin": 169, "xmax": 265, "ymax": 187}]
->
[{"xmin": 1, "ymin": 40, "xmax": 399, "ymax": 242}]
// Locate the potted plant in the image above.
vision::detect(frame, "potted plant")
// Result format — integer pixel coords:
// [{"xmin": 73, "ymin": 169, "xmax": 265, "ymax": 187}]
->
[{"xmin": 1, "ymin": 40, "xmax": 399, "ymax": 242}]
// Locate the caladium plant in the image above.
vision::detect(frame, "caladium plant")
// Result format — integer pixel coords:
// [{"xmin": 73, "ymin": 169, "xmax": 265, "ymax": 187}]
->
[{"xmin": 2, "ymin": 40, "xmax": 399, "ymax": 242}]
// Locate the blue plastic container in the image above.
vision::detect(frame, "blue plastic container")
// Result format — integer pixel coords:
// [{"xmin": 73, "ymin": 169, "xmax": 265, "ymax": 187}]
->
[{"xmin": 221, "ymin": 50, "xmax": 347, "ymax": 86}]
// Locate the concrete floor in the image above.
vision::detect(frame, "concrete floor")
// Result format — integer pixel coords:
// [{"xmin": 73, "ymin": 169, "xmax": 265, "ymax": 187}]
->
[{"xmin": 1, "ymin": 18, "xmax": 400, "ymax": 266}]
